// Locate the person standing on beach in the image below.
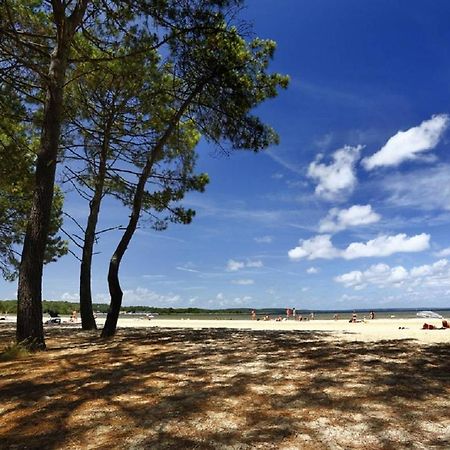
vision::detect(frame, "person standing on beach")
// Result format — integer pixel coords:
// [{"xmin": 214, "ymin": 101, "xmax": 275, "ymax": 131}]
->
[
  {"xmin": 370, "ymin": 311, "xmax": 375, "ymax": 319},
  {"xmin": 251, "ymin": 310, "xmax": 256, "ymax": 320},
  {"xmin": 292, "ymin": 307, "xmax": 296, "ymax": 319}
]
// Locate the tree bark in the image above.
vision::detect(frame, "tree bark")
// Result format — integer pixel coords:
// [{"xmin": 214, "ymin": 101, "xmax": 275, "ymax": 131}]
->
[
  {"xmin": 16, "ymin": 1, "xmax": 88, "ymax": 350},
  {"xmin": 101, "ymin": 85, "xmax": 204, "ymax": 338},
  {"xmin": 79, "ymin": 120, "xmax": 113, "ymax": 330},
  {"xmin": 17, "ymin": 56, "xmax": 67, "ymax": 349}
]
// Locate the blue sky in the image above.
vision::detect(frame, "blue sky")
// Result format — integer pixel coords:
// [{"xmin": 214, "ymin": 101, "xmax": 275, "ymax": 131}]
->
[{"xmin": 3, "ymin": 0, "xmax": 450, "ymax": 310}]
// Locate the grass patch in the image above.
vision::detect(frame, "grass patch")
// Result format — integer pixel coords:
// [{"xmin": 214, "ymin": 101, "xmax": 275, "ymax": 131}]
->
[{"xmin": 0, "ymin": 341, "xmax": 32, "ymax": 361}]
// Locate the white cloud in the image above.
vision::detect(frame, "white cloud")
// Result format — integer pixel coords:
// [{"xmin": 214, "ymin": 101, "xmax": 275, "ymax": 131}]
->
[
  {"xmin": 343, "ymin": 233, "xmax": 430, "ymax": 259},
  {"xmin": 226, "ymin": 259, "xmax": 245, "ymax": 271},
  {"xmin": 335, "ymin": 259, "xmax": 449, "ymax": 290},
  {"xmin": 435, "ymin": 247, "xmax": 450, "ymax": 257},
  {"xmin": 61, "ymin": 292, "xmax": 79, "ymax": 301},
  {"xmin": 288, "ymin": 235, "xmax": 339, "ymax": 260},
  {"xmin": 254, "ymin": 236, "xmax": 273, "ymax": 244},
  {"xmin": 232, "ymin": 279, "xmax": 255, "ymax": 285},
  {"xmin": 306, "ymin": 267, "xmax": 319, "ymax": 274},
  {"xmin": 410, "ymin": 259, "xmax": 448, "ymax": 278},
  {"xmin": 288, "ymin": 233, "xmax": 430, "ymax": 261},
  {"xmin": 363, "ymin": 114, "xmax": 449, "ymax": 170},
  {"xmin": 176, "ymin": 266, "xmax": 200, "ymax": 273},
  {"xmin": 319, "ymin": 204, "xmax": 381, "ymax": 233},
  {"xmin": 120, "ymin": 287, "xmax": 181, "ymax": 306},
  {"xmin": 307, "ymin": 145, "xmax": 362, "ymax": 200},
  {"xmin": 226, "ymin": 259, "xmax": 263, "ymax": 271},
  {"xmin": 212, "ymin": 293, "xmax": 253, "ymax": 308}
]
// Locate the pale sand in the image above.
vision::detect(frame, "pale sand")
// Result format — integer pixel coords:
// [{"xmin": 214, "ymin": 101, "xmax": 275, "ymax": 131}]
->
[
  {"xmin": 3, "ymin": 315, "xmax": 449, "ymax": 343},
  {"xmin": 105, "ymin": 316, "xmax": 450, "ymax": 344}
]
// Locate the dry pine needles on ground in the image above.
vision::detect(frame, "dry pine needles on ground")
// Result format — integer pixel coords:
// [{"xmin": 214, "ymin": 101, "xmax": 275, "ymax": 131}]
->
[{"xmin": 1, "ymin": 324, "xmax": 449, "ymax": 449}]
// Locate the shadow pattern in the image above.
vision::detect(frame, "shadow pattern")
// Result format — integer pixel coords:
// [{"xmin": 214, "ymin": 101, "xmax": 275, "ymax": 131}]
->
[{"xmin": 0, "ymin": 324, "xmax": 449, "ymax": 449}]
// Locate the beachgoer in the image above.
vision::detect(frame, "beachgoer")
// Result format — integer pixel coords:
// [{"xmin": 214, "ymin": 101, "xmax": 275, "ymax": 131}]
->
[
  {"xmin": 70, "ymin": 310, "xmax": 78, "ymax": 322},
  {"xmin": 292, "ymin": 307, "xmax": 296, "ymax": 318},
  {"xmin": 350, "ymin": 312, "xmax": 357, "ymax": 323},
  {"xmin": 310, "ymin": 312, "xmax": 315, "ymax": 320},
  {"xmin": 251, "ymin": 310, "xmax": 256, "ymax": 320},
  {"xmin": 333, "ymin": 313, "xmax": 339, "ymax": 320},
  {"xmin": 370, "ymin": 311, "xmax": 375, "ymax": 320}
]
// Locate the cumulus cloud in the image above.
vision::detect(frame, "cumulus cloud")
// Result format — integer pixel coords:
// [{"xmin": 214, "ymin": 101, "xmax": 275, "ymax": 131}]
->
[
  {"xmin": 335, "ymin": 259, "xmax": 449, "ymax": 290},
  {"xmin": 319, "ymin": 204, "xmax": 381, "ymax": 233},
  {"xmin": 307, "ymin": 145, "xmax": 362, "ymax": 200},
  {"xmin": 435, "ymin": 247, "xmax": 450, "ymax": 257},
  {"xmin": 343, "ymin": 233, "xmax": 430, "ymax": 259},
  {"xmin": 232, "ymin": 279, "xmax": 255, "ymax": 285},
  {"xmin": 306, "ymin": 267, "xmax": 319, "ymax": 274},
  {"xmin": 288, "ymin": 233, "xmax": 430, "ymax": 261},
  {"xmin": 288, "ymin": 235, "xmax": 339, "ymax": 260},
  {"xmin": 226, "ymin": 259, "xmax": 263, "ymax": 271},
  {"xmin": 363, "ymin": 114, "xmax": 449, "ymax": 170}
]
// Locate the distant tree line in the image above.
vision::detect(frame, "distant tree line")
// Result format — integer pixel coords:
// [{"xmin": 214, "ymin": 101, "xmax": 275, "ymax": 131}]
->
[{"xmin": 0, "ymin": 300, "xmax": 251, "ymax": 316}]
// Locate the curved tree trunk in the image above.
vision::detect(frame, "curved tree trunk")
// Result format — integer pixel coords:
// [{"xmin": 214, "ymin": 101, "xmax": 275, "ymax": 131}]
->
[
  {"xmin": 16, "ymin": 1, "xmax": 89, "ymax": 350},
  {"xmin": 101, "ymin": 86, "xmax": 203, "ymax": 338},
  {"xmin": 101, "ymin": 160, "xmax": 153, "ymax": 338},
  {"xmin": 79, "ymin": 121, "xmax": 112, "ymax": 330},
  {"xmin": 79, "ymin": 195, "xmax": 101, "ymax": 330}
]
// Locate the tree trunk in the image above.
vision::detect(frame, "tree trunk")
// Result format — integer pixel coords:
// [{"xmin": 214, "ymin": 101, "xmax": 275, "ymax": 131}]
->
[
  {"xmin": 17, "ymin": 57, "xmax": 66, "ymax": 350},
  {"xmin": 79, "ymin": 121, "xmax": 112, "ymax": 330},
  {"xmin": 101, "ymin": 85, "xmax": 203, "ymax": 338},
  {"xmin": 101, "ymin": 178, "xmax": 147, "ymax": 338},
  {"xmin": 79, "ymin": 212, "xmax": 99, "ymax": 330},
  {"xmin": 16, "ymin": 1, "xmax": 88, "ymax": 350}
]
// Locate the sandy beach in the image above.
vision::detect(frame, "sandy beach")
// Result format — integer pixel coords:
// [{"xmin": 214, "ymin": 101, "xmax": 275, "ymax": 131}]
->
[
  {"xmin": 4, "ymin": 314, "xmax": 450, "ymax": 343},
  {"xmin": 1, "ymin": 318, "xmax": 449, "ymax": 449},
  {"xmin": 107, "ymin": 316, "xmax": 450, "ymax": 344}
]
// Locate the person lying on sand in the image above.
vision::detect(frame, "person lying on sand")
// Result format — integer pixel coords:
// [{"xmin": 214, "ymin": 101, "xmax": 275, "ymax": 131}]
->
[{"xmin": 422, "ymin": 320, "xmax": 450, "ymax": 330}]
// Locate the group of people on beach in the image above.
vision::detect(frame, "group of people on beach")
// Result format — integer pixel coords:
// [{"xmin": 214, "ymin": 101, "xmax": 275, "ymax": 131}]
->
[
  {"xmin": 349, "ymin": 311, "xmax": 376, "ymax": 323},
  {"xmin": 251, "ymin": 308, "xmax": 315, "ymax": 322},
  {"xmin": 251, "ymin": 309, "xmax": 379, "ymax": 322}
]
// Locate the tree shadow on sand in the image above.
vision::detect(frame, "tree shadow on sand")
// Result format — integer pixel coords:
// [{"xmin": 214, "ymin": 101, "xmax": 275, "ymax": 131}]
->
[{"xmin": 0, "ymin": 325, "xmax": 449, "ymax": 449}]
